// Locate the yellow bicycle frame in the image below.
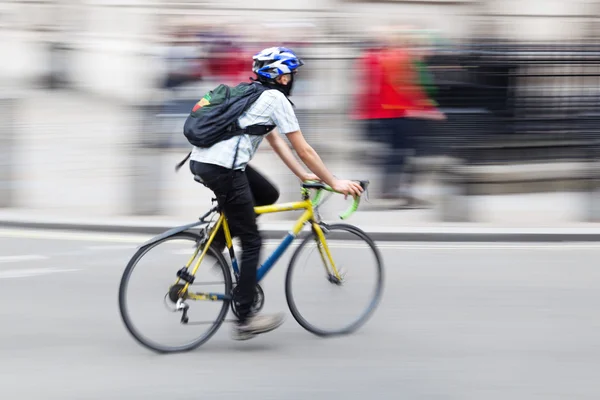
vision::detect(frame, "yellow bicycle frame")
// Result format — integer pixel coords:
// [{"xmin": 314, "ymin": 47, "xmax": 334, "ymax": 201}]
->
[{"xmin": 176, "ymin": 196, "xmax": 341, "ymax": 297}]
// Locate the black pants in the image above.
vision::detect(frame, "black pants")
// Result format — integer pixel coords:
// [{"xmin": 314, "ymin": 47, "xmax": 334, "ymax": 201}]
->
[
  {"xmin": 371, "ymin": 118, "xmax": 419, "ymax": 197},
  {"xmin": 190, "ymin": 161, "xmax": 279, "ymax": 322}
]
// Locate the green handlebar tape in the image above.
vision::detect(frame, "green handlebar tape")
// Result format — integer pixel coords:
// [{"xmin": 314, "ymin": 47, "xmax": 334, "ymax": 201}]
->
[
  {"xmin": 339, "ymin": 196, "xmax": 361, "ymax": 220},
  {"xmin": 303, "ymin": 180, "xmax": 363, "ymax": 220}
]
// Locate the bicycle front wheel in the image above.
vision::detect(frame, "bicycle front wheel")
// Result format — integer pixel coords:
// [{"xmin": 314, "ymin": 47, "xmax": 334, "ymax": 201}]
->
[
  {"xmin": 285, "ymin": 223, "xmax": 384, "ymax": 336},
  {"xmin": 119, "ymin": 232, "xmax": 232, "ymax": 353}
]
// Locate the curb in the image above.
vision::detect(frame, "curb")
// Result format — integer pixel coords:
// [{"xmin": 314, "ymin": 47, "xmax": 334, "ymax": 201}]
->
[{"xmin": 3, "ymin": 219, "xmax": 600, "ymax": 242}]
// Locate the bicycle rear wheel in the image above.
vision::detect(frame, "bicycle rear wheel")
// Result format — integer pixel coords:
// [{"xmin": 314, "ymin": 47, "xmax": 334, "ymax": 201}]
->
[
  {"xmin": 119, "ymin": 232, "xmax": 232, "ymax": 353},
  {"xmin": 285, "ymin": 223, "xmax": 384, "ymax": 336}
]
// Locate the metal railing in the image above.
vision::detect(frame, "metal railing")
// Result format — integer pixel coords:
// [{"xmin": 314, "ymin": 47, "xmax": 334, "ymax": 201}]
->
[{"xmin": 424, "ymin": 42, "xmax": 600, "ymax": 164}]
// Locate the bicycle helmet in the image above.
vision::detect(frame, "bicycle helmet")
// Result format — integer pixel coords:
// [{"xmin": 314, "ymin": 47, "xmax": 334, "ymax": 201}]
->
[{"xmin": 252, "ymin": 46, "xmax": 304, "ymax": 96}]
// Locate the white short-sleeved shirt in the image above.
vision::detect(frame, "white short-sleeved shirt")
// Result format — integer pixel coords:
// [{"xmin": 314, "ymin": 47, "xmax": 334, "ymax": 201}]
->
[{"xmin": 190, "ymin": 89, "xmax": 300, "ymax": 170}]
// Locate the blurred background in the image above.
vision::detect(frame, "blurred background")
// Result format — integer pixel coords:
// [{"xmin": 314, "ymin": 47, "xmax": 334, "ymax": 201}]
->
[
  {"xmin": 3, "ymin": 3, "xmax": 600, "ymax": 398},
  {"xmin": 2, "ymin": 0, "xmax": 600, "ymax": 226}
]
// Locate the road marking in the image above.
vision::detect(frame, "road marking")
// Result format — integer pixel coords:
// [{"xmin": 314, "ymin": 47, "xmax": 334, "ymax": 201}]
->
[
  {"xmin": 254, "ymin": 240, "xmax": 600, "ymax": 250},
  {"xmin": 306, "ymin": 242, "xmax": 600, "ymax": 250},
  {"xmin": 0, "ymin": 255, "xmax": 48, "ymax": 264},
  {"xmin": 0, "ymin": 268, "xmax": 80, "ymax": 279},
  {"xmin": 86, "ymin": 245, "xmax": 137, "ymax": 251},
  {"xmin": 0, "ymin": 229, "xmax": 150, "ymax": 244}
]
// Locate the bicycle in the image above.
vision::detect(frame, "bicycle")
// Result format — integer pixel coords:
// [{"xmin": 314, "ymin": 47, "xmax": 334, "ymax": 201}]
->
[{"xmin": 118, "ymin": 179, "xmax": 385, "ymax": 353}]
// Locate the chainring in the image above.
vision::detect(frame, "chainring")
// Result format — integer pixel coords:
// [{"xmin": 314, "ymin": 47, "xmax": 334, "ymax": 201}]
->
[{"xmin": 230, "ymin": 284, "xmax": 265, "ymax": 319}]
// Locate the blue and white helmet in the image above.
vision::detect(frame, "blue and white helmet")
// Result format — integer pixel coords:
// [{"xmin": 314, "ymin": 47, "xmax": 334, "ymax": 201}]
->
[{"xmin": 252, "ymin": 47, "xmax": 304, "ymax": 80}]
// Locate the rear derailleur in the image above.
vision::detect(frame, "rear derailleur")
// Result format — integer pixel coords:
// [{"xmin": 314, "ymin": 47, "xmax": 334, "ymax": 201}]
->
[{"xmin": 165, "ymin": 282, "xmax": 190, "ymax": 324}]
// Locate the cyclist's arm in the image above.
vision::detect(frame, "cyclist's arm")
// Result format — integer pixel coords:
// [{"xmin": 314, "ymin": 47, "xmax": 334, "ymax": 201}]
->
[
  {"xmin": 265, "ymin": 130, "xmax": 313, "ymax": 181},
  {"xmin": 285, "ymin": 130, "xmax": 337, "ymax": 188},
  {"xmin": 266, "ymin": 91, "xmax": 359, "ymax": 194}
]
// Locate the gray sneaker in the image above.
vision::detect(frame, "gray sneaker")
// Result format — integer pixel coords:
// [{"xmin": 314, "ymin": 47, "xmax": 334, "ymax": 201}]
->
[{"xmin": 232, "ymin": 313, "xmax": 285, "ymax": 341}]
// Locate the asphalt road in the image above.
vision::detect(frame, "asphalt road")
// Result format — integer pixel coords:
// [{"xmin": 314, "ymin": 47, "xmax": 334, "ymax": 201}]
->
[{"xmin": 0, "ymin": 228, "xmax": 599, "ymax": 399}]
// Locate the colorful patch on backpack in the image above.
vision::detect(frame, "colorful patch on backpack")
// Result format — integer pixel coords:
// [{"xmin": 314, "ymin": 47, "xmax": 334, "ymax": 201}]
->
[{"xmin": 192, "ymin": 97, "xmax": 211, "ymax": 112}]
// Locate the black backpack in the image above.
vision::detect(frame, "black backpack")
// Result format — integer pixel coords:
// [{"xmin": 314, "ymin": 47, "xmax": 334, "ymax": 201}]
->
[{"xmin": 175, "ymin": 81, "xmax": 275, "ymax": 171}]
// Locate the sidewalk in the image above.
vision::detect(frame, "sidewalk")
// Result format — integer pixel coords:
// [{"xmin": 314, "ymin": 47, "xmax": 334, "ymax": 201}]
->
[{"xmin": 3, "ymin": 191, "xmax": 600, "ymax": 242}]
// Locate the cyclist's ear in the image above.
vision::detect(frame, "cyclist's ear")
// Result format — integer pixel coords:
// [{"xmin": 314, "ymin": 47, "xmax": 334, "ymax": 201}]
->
[{"xmin": 275, "ymin": 74, "xmax": 292, "ymax": 85}]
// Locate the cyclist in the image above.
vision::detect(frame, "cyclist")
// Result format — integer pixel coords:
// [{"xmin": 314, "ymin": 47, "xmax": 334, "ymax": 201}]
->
[{"xmin": 189, "ymin": 46, "xmax": 363, "ymax": 340}]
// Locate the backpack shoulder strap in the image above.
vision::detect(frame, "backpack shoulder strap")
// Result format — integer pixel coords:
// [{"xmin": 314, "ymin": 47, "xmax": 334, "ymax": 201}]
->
[
  {"xmin": 175, "ymin": 151, "xmax": 192, "ymax": 172},
  {"xmin": 239, "ymin": 124, "xmax": 276, "ymax": 135}
]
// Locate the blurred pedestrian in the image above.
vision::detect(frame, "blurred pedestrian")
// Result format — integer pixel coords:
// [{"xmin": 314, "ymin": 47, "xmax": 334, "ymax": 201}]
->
[{"xmin": 352, "ymin": 26, "xmax": 444, "ymax": 206}]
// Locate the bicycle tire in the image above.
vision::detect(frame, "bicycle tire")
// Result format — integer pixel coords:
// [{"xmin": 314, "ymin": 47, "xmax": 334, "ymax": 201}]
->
[
  {"xmin": 285, "ymin": 223, "xmax": 384, "ymax": 337},
  {"xmin": 118, "ymin": 231, "xmax": 232, "ymax": 353}
]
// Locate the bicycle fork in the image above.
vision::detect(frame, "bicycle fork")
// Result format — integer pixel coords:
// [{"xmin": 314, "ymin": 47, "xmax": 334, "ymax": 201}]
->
[{"xmin": 311, "ymin": 222, "xmax": 343, "ymax": 284}]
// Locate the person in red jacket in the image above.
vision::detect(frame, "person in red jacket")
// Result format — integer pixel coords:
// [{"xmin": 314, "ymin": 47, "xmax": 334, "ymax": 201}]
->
[{"xmin": 353, "ymin": 28, "xmax": 444, "ymax": 204}]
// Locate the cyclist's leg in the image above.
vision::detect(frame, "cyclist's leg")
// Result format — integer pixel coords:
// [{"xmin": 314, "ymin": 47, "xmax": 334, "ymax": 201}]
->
[
  {"xmin": 191, "ymin": 161, "xmax": 259, "ymax": 313},
  {"xmin": 222, "ymin": 170, "xmax": 284, "ymax": 338},
  {"xmin": 190, "ymin": 161, "xmax": 283, "ymax": 338}
]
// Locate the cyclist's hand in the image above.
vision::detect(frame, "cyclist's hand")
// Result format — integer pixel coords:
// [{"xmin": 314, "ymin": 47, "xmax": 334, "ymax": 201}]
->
[{"xmin": 332, "ymin": 179, "xmax": 364, "ymax": 199}]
